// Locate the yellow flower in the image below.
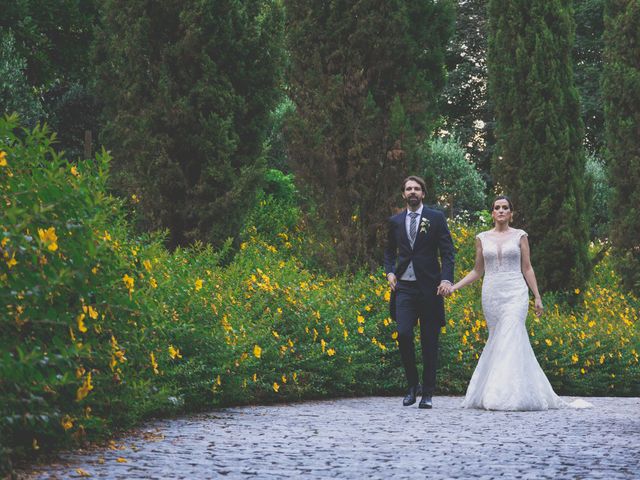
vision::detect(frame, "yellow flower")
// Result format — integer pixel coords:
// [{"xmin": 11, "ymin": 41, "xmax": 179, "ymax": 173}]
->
[
  {"xmin": 194, "ymin": 279, "xmax": 203, "ymax": 291},
  {"xmin": 571, "ymin": 353, "xmax": 579, "ymax": 364},
  {"xmin": 77, "ymin": 313, "xmax": 87, "ymax": 333},
  {"xmin": 70, "ymin": 165, "xmax": 80, "ymax": 177},
  {"xmin": 357, "ymin": 326, "xmax": 364, "ymax": 334},
  {"xmin": 391, "ymin": 331, "xmax": 398, "ymax": 340},
  {"xmin": 76, "ymin": 372, "xmax": 93, "ymax": 401},
  {"xmin": 150, "ymin": 277, "xmax": 158, "ymax": 288},
  {"xmin": 216, "ymin": 375, "xmax": 221, "ymax": 386},
  {"xmin": 143, "ymin": 259, "xmax": 152, "ymax": 272},
  {"xmin": 6, "ymin": 252, "xmax": 17, "ymax": 268},
  {"xmin": 116, "ymin": 458, "xmax": 127, "ymax": 463},
  {"xmin": 343, "ymin": 329, "xmax": 348, "ymax": 340},
  {"xmin": 123, "ymin": 274, "xmax": 134, "ymax": 291},
  {"xmin": 327, "ymin": 348, "xmax": 336, "ymax": 356},
  {"xmin": 273, "ymin": 382, "xmax": 280, "ymax": 392},
  {"xmin": 0, "ymin": 151, "xmax": 7, "ymax": 167},
  {"xmin": 357, "ymin": 315, "xmax": 365, "ymax": 324},
  {"xmin": 84, "ymin": 305, "xmax": 98, "ymax": 320},
  {"xmin": 281, "ymin": 375, "xmax": 287, "ymax": 383},
  {"xmin": 574, "ymin": 288, "xmax": 580, "ymax": 294},
  {"xmin": 61, "ymin": 415, "xmax": 73, "ymax": 431},
  {"xmin": 38, "ymin": 227, "xmax": 58, "ymax": 251},
  {"xmin": 150, "ymin": 352, "xmax": 159, "ymax": 374},
  {"xmin": 253, "ymin": 344, "xmax": 262, "ymax": 359},
  {"xmin": 384, "ymin": 290, "xmax": 391, "ymax": 302},
  {"xmin": 168, "ymin": 345, "xmax": 182, "ymax": 359},
  {"xmin": 545, "ymin": 339, "xmax": 552, "ymax": 347}
]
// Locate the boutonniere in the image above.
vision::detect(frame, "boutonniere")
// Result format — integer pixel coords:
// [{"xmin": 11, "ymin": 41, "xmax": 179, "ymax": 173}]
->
[{"xmin": 419, "ymin": 217, "xmax": 430, "ymax": 234}]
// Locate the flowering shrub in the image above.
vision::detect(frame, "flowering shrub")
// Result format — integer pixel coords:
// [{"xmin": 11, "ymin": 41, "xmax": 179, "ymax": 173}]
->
[{"xmin": 1, "ymin": 116, "xmax": 638, "ymax": 473}]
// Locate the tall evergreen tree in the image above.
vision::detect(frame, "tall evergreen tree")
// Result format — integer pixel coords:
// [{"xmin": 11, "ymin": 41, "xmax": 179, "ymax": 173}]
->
[
  {"xmin": 603, "ymin": 0, "xmax": 640, "ymax": 294},
  {"xmin": 574, "ymin": 0, "xmax": 606, "ymax": 155},
  {"xmin": 488, "ymin": 0, "xmax": 590, "ymax": 293},
  {"xmin": 284, "ymin": 0, "xmax": 455, "ymax": 269},
  {"xmin": 95, "ymin": 0, "xmax": 284, "ymax": 248},
  {"xmin": 442, "ymin": 0, "xmax": 495, "ymax": 183}
]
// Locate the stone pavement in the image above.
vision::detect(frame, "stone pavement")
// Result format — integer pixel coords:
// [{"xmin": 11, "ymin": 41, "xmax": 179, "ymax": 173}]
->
[{"xmin": 21, "ymin": 396, "xmax": 640, "ymax": 479}]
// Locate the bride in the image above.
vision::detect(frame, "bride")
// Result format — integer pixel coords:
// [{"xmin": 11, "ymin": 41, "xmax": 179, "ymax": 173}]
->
[{"xmin": 449, "ymin": 196, "xmax": 591, "ymax": 410}]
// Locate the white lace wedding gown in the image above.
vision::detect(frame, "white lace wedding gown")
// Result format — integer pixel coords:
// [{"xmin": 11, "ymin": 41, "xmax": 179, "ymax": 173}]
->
[{"xmin": 462, "ymin": 229, "xmax": 592, "ymax": 411}]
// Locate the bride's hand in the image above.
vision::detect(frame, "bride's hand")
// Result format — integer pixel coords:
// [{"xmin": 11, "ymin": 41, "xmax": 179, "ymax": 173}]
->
[{"xmin": 534, "ymin": 297, "xmax": 544, "ymax": 317}]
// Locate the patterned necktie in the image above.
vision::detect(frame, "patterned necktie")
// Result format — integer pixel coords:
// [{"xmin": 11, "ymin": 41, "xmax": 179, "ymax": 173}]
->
[{"xmin": 409, "ymin": 212, "xmax": 419, "ymax": 247}]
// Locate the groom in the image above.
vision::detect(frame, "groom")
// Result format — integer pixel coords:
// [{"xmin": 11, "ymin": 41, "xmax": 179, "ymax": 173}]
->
[{"xmin": 384, "ymin": 176, "xmax": 455, "ymax": 409}]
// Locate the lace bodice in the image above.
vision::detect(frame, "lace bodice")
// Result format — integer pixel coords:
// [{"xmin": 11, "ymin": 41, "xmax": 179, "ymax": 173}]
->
[{"xmin": 478, "ymin": 229, "xmax": 527, "ymax": 275}]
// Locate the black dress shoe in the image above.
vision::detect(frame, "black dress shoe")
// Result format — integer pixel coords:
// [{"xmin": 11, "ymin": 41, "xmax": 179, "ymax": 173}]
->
[
  {"xmin": 419, "ymin": 395, "xmax": 433, "ymax": 409},
  {"xmin": 402, "ymin": 385, "xmax": 419, "ymax": 406}
]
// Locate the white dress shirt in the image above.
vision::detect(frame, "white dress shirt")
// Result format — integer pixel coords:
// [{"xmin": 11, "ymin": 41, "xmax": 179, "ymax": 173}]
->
[{"xmin": 400, "ymin": 205, "xmax": 423, "ymax": 281}]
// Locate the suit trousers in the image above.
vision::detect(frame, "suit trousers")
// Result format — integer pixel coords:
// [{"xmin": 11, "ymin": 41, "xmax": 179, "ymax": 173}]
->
[{"xmin": 394, "ymin": 280, "xmax": 441, "ymax": 394}]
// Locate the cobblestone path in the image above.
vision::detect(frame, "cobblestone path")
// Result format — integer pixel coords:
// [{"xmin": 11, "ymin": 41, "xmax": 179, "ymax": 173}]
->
[{"xmin": 21, "ymin": 396, "xmax": 640, "ymax": 479}]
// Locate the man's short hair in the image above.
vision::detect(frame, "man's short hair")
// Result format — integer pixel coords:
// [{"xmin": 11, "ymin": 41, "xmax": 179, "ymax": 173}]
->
[{"xmin": 402, "ymin": 175, "xmax": 426, "ymax": 193}]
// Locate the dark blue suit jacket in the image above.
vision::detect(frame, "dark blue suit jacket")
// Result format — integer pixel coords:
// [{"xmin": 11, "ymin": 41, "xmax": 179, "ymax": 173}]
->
[{"xmin": 384, "ymin": 206, "xmax": 455, "ymax": 293}]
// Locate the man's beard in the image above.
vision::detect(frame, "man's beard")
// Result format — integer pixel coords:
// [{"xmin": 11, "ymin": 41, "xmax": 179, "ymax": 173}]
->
[{"xmin": 407, "ymin": 196, "xmax": 421, "ymax": 207}]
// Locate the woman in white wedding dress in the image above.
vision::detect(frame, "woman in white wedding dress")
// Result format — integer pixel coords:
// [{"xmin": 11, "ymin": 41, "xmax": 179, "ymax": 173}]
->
[{"xmin": 450, "ymin": 196, "xmax": 591, "ymax": 411}]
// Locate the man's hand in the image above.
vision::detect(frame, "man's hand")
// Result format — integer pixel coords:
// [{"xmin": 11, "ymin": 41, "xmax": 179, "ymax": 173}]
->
[{"xmin": 387, "ymin": 273, "xmax": 397, "ymax": 291}]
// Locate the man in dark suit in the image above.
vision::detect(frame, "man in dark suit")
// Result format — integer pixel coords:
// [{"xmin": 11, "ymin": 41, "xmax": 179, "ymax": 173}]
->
[{"xmin": 384, "ymin": 175, "xmax": 455, "ymax": 408}]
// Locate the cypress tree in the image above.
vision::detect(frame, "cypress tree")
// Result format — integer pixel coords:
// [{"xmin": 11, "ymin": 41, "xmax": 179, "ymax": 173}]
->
[
  {"xmin": 603, "ymin": 0, "xmax": 640, "ymax": 294},
  {"xmin": 284, "ymin": 0, "xmax": 454, "ymax": 269},
  {"xmin": 95, "ymin": 0, "xmax": 284, "ymax": 248},
  {"xmin": 488, "ymin": 0, "xmax": 591, "ymax": 293}
]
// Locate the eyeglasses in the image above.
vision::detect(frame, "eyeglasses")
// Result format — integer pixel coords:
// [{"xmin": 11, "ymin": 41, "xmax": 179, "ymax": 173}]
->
[{"xmin": 493, "ymin": 205, "xmax": 511, "ymax": 211}]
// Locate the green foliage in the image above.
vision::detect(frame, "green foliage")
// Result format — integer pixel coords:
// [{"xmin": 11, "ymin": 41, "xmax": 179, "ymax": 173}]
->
[
  {"xmin": 45, "ymin": 82, "xmax": 101, "ymax": 160},
  {"xmin": 284, "ymin": 0, "xmax": 456, "ymax": 270},
  {"xmin": 95, "ymin": 0, "xmax": 285, "ymax": 249},
  {"xmin": 574, "ymin": 0, "xmax": 606, "ymax": 155},
  {"xmin": 0, "ymin": 0, "xmax": 98, "ymax": 88},
  {"xmin": 488, "ymin": 0, "xmax": 591, "ymax": 293},
  {"xmin": 585, "ymin": 153, "xmax": 612, "ymax": 239},
  {"xmin": 442, "ymin": 0, "xmax": 494, "ymax": 181},
  {"xmin": 420, "ymin": 136, "xmax": 487, "ymax": 217},
  {"xmin": 1, "ymin": 119, "xmax": 638, "ymax": 475},
  {"xmin": 243, "ymin": 169, "xmax": 301, "ymax": 243},
  {"xmin": 0, "ymin": 30, "xmax": 45, "ymax": 126},
  {"xmin": 0, "ymin": 115, "xmax": 162, "ymax": 473},
  {"xmin": 0, "ymin": 2, "xmax": 100, "ymax": 158},
  {"xmin": 603, "ymin": 0, "xmax": 640, "ymax": 295}
]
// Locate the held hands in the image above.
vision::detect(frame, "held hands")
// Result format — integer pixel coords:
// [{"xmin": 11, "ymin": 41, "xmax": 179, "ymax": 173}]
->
[
  {"xmin": 387, "ymin": 275, "xmax": 455, "ymax": 297},
  {"xmin": 437, "ymin": 281, "xmax": 454, "ymax": 297}
]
